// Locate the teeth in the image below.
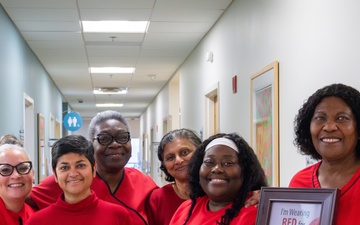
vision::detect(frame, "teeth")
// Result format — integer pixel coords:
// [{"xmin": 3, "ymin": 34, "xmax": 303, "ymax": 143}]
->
[
  {"xmin": 210, "ymin": 179, "xmax": 226, "ymax": 184},
  {"xmin": 322, "ymin": 138, "xmax": 340, "ymax": 142},
  {"xmin": 68, "ymin": 180, "xmax": 81, "ymax": 183},
  {"xmin": 8, "ymin": 183, "xmax": 23, "ymax": 187}
]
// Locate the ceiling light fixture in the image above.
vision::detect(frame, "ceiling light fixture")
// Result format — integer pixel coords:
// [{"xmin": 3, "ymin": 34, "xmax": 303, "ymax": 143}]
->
[
  {"xmin": 82, "ymin": 21, "xmax": 149, "ymax": 33},
  {"xmin": 93, "ymin": 87, "xmax": 127, "ymax": 95},
  {"xmin": 90, "ymin": 67, "xmax": 135, "ymax": 74},
  {"xmin": 96, "ymin": 103, "xmax": 123, "ymax": 108}
]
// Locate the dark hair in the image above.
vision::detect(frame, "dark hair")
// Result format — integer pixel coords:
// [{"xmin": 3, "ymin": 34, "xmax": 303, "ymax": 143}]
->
[
  {"xmin": 0, "ymin": 134, "xmax": 23, "ymax": 147},
  {"xmin": 88, "ymin": 110, "xmax": 130, "ymax": 141},
  {"xmin": 184, "ymin": 133, "xmax": 267, "ymax": 225},
  {"xmin": 294, "ymin": 83, "xmax": 360, "ymax": 160},
  {"xmin": 157, "ymin": 128, "xmax": 202, "ymax": 182},
  {"xmin": 51, "ymin": 135, "xmax": 95, "ymax": 173}
]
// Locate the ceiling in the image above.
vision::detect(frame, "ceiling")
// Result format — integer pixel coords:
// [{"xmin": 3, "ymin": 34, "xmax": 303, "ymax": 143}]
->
[{"xmin": 0, "ymin": 0, "xmax": 233, "ymax": 119}]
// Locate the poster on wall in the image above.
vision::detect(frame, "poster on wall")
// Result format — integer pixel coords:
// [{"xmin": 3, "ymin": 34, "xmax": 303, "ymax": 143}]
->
[
  {"xmin": 37, "ymin": 113, "xmax": 47, "ymax": 183},
  {"xmin": 250, "ymin": 61, "xmax": 279, "ymax": 187}
]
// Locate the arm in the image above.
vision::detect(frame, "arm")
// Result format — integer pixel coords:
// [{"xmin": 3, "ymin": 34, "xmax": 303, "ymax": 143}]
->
[
  {"xmin": 25, "ymin": 195, "xmax": 40, "ymax": 211},
  {"xmin": 28, "ymin": 175, "xmax": 62, "ymax": 210},
  {"xmin": 244, "ymin": 190, "xmax": 260, "ymax": 208}
]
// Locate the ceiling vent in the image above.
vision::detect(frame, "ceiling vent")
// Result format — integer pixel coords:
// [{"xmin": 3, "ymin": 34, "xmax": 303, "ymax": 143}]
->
[{"xmin": 93, "ymin": 87, "xmax": 127, "ymax": 95}]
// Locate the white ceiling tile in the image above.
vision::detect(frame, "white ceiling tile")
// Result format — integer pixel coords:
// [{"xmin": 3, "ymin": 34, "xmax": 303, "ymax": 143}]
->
[
  {"xmin": 5, "ymin": 8, "xmax": 79, "ymax": 21},
  {"xmin": 80, "ymin": 8, "xmax": 152, "ymax": 20},
  {"xmin": 0, "ymin": 0, "xmax": 76, "ymax": 8},
  {"xmin": 21, "ymin": 31, "xmax": 82, "ymax": 42},
  {"xmin": 148, "ymin": 21, "xmax": 212, "ymax": 33},
  {"xmin": 16, "ymin": 21, "xmax": 80, "ymax": 32},
  {"xmin": 0, "ymin": 0, "xmax": 232, "ymax": 118},
  {"xmin": 77, "ymin": 0, "xmax": 156, "ymax": 9},
  {"xmin": 83, "ymin": 33, "xmax": 144, "ymax": 42}
]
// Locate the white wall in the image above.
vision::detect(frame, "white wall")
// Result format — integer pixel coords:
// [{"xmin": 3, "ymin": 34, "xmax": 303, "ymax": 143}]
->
[{"xmin": 141, "ymin": 0, "xmax": 360, "ymax": 187}]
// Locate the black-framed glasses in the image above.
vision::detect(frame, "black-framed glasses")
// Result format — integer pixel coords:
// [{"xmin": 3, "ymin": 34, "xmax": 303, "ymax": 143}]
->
[
  {"xmin": 93, "ymin": 132, "xmax": 131, "ymax": 146},
  {"xmin": 0, "ymin": 161, "xmax": 32, "ymax": 176}
]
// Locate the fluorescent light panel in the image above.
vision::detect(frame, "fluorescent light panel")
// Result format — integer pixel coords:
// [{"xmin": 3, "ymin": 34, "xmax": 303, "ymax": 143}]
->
[
  {"xmin": 96, "ymin": 103, "xmax": 123, "ymax": 108},
  {"xmin": 82, "ymin": 21, "xmax": 149, "ymax": 33},
  {"xmin": 90, "ymin": 67, "xmax": 135, "ymax": 74}
]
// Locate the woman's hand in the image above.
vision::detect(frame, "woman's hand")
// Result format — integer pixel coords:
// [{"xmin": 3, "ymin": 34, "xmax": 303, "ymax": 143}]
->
[{"xmin": 245, "ymin": 190, "xmax": 261, "ymax": 208}]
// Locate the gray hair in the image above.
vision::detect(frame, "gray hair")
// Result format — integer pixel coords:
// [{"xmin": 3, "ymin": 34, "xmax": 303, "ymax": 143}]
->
[
  {"xmin": 0, "ymin": 134, "xmax": 23, "ymax": 147},
  {"xmin": 88, "ymin": 110, "xmax": 130, "ymax": 140},
  {"xmin": 0, "ymin": 144, "xmax": 31, "ymax": 161}
]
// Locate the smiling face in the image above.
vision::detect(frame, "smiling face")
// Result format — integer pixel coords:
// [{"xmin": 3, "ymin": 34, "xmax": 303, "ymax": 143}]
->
[
  {"xmin": 163, "ymin": 138, "xmax": 196, "ymax": 182},
  {"xmin": 92, "ymin": 119, "xmax": 131, "ymax": 174},
  {"xmin": 199, "ymin": 145, "xmax": 242, "ymax": 203},
  {"xmin": 54, "ymin": 152, "xmax": 95, "ymax": 203},
  {"xmin": 0, "ymin": 148, "xmax": 34, "ymax": 203},
  {"xmin": 310, "ymin": 96, "xmax": 359, "ymax": 161}
]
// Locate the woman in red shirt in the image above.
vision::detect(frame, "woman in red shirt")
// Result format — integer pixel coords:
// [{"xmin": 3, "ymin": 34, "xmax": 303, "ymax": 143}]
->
[
  {"xmin": 0, "ymin": 143, "xmax": 35, "ymax": 225},
  {"xmin": 170, "ymin": 133, "xmax": 267, "ymax": 225},
  {"xmin": 26, "ymin": 134, "xmax": 132, "ymax": 225},
  {"xmin": 146, "ymin": 129, "xmax": 202, "ymax": 225}
]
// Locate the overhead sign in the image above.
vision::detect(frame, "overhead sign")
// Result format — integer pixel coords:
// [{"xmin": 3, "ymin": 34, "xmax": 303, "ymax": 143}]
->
[{"xmin": 63, "ymin": 112, "xmax": 82, "ymax": 131}]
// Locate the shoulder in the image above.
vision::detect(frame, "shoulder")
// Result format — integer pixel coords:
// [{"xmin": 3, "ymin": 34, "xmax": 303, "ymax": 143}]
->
[
  {"xmin": 289, "ymin": 162, "xmax": 320, "ymax": 187},
  {"xmin": 27, "ymin": 205, "xmax": 54, "ymax": 222},
  {"xmin": 170, "ymin": 199, "xmax": 192, "ymax": 223},
  {"xmin": 176, "ymin": 198, "xmax": 193, "ymax": 211},
  {"xmin": 125, "ymin": 167, "xmax": 150, "ymax": 177},
  {"xmin": 97, "ymin": 199, "xmax": 130, "ymax": 214},
  {"xmin": 124, "ymin": 168, "xmax": 158, "ymax": 187},
  {"xmin": 149, "ymin": 183, "xmax": 173, "ymax": 196},
  {"xmin": 233, "ymin": 206, "xmax": 258, "ymax": 225}
]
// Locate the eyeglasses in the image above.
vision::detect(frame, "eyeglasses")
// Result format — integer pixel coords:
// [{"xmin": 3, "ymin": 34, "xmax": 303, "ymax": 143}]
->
[
  {"xmin": 0, "ymin": 161, "xmax": 32, "ymax": 176},
  {"xmin": 93, "ymin": 132, "xmax": 130, "ymax": 146}
]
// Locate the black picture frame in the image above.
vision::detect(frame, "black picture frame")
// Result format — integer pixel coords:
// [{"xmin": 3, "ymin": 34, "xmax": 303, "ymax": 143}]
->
[{"xmin": 255, "ymin": 187, "xmax": 339, "ymax": 225}]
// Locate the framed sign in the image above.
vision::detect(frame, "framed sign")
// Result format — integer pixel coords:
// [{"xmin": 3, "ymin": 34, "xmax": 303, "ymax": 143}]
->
[
  {"xmin": 37, "ymin": 113, "xmax": 46, "ymax": 183},
  {"xmin": 250, "ymin": 61, "xmax": 279, "ymax": 186},
  {"xmin": 256, "ymin": 187, "xmax": 339, "ymax": 225}
]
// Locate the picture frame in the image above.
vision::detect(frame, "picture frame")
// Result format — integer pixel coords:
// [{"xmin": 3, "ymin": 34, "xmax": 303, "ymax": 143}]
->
[
  {"xmin": 37, "ymin": 113, "xmax": 46, "ymax": 183},
  {"xmin": 256, "ymin": 187, "xmax": 339, "ymax": 225},
  {"xmin": 250, "ymin": 61, "xmax": 279, "ymax": 187}
]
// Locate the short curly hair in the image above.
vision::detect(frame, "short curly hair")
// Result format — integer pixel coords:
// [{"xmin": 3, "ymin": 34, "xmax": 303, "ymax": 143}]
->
[
  {"xmin": 157, "ymin": 128, "xmax": 201, "ymax": 182},
  {"xmin": 294, "ymin": 83, "xmax": 360, "ymax": 160},
  {"xmin": 184, "ymin": 133, "xmax": 267, "ymax": 225},
  {"xmin": 88, "ymin": 110, "xmax": 130, "ymax": 141}
]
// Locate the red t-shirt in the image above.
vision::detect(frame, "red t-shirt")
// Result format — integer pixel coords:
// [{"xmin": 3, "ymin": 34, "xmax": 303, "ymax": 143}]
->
[
  {"xmin": 26, "ymin": 191, "xmax": 132, "ymax": 225},
  {"xmin": 170, "ymin": 195, "xmax": 257, "ymax": 225},
  {"xmin": 289, "ymin": 161, "xmax": 360, "ymax": 225},
  {"xmin": 30, "ymin": 168, "xmax": 158, "ymax": 225},
  {"xmin": 0, "ymin": 197, "xmax": 35, "ymax": 225},
  {"xmin": 146, "ymin": 183, "xmax": 186, "ymax": 225}
]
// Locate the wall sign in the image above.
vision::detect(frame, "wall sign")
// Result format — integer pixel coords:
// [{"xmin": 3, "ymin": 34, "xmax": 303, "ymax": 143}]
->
[{"xmin": 63, "ymin": 112, "xmax": 82, "ymax": 131}]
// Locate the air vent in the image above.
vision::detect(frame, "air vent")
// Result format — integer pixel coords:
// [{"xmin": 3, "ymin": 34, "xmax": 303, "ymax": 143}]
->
[{"xmin": 93, "ymin": 87, "xmax": 127, "ymax": 95}]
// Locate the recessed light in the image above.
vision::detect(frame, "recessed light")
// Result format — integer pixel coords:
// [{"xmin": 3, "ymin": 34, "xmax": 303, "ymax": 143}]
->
[
  {"xmin": 96, "ymin": 103, "xmax": 123, "ymax": 108},
  {"xmin": 82, "ymin": 21, "xmax": 149, "ymax": 33},
  {"xmin": 90, "ymin": 67, "xmax": 135, "ymax": 74}
]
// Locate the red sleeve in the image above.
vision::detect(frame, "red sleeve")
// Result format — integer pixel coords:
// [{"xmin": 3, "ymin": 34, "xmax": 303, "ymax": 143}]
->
[
  {"xmin": 29, "ymin": 175, "xmax": 62, "ymax": 209},
  {"xmin": 145, "ymin": 193, "xmax": 157, "ymax": 225}
]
